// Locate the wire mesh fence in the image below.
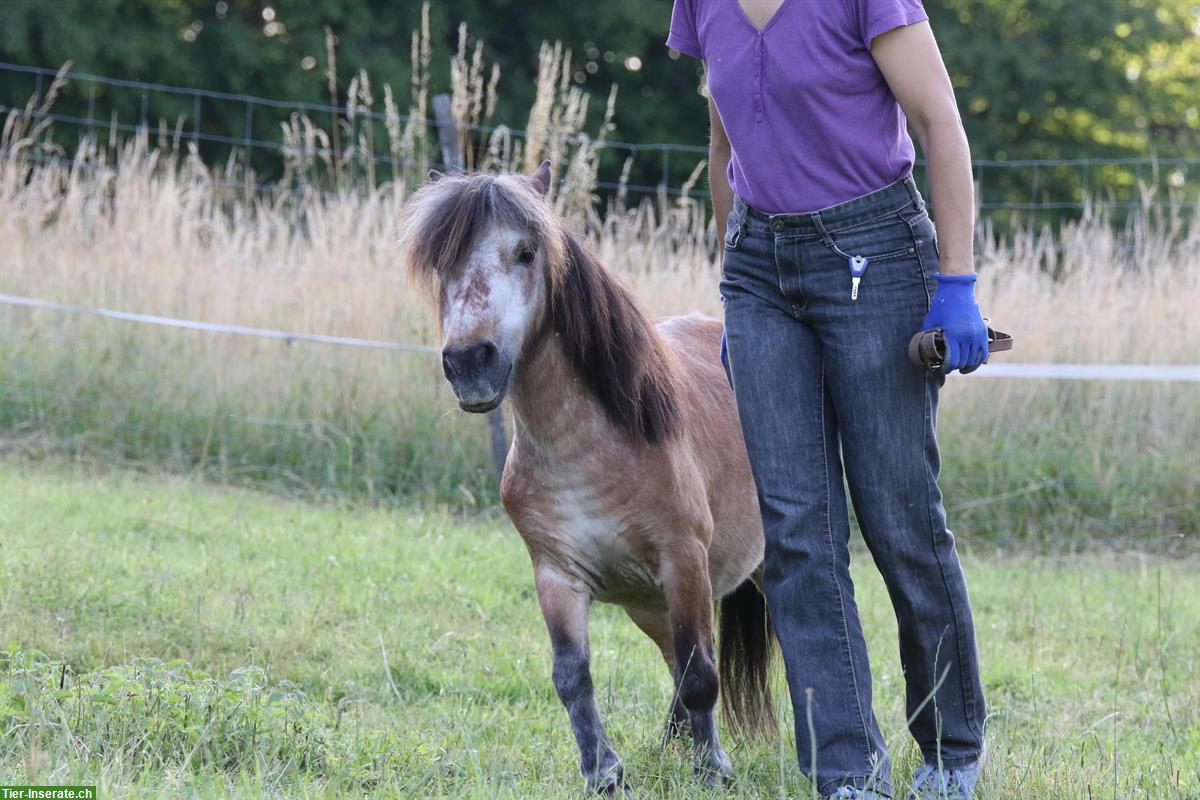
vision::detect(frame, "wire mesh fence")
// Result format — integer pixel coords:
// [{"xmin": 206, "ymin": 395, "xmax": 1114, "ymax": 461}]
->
[{"xmin": 2, "ymin": 60, "xmax": 1197, "ymax": 213}]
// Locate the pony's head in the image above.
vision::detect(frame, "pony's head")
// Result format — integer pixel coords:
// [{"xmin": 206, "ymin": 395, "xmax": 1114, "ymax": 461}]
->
[
  {"xmin": 399, "ymin": 162, "xmax": 681, "ymax": 442},
  {"xmin": 398, "ymin": 162, "xmax": 563, "ymax": 413}
]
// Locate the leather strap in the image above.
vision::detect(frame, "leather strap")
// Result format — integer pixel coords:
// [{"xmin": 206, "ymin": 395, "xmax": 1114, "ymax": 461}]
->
[
  {"xmin": 988, "ymin": 329, "xmax": 1014, "ymax": 353},
  {"xmin": 908, "ymin": 327, "xmax": 1015, "ymax": 368}
]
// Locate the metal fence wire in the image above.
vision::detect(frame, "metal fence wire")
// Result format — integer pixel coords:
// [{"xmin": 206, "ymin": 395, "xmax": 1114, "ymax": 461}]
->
[{"xmin": 1, "ymin": 61, "xmax": 1197, "ymax": 212}]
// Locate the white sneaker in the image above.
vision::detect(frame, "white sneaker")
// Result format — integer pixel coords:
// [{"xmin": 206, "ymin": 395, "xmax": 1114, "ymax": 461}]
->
[
  {"xmin": 826, "ymin": 786, "xmax": 890, "ymax": 800},
  {"xmin": 907, "ymin": 761, "xmax": 980, "ymax": 800}
]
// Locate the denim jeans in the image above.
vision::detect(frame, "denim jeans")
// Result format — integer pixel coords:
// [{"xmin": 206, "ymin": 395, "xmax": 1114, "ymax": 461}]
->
[{"xmin": 718, "ymin": 175, "xmax": 986, "ymax": 797}]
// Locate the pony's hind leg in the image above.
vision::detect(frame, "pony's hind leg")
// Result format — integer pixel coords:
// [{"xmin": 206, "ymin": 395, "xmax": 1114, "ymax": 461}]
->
[
  {"xmin": 623, "ymin": 608, "xmax": 689, "ymax": 742},
  {"xmin": 535, "ymin": 566, "xmax": 629, "ymax": 796},
  {"xmin": 663, "ymin": 543, "xmax": 734, "ymax": 787}
]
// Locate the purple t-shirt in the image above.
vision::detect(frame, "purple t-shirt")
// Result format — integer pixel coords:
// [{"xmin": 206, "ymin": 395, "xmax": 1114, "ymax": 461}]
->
[{"xmin": 668, "ymin": 0, "xmax": 928, "ymax": 213}]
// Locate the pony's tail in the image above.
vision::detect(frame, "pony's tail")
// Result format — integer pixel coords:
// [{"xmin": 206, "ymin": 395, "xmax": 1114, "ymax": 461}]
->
[{"xmin": 718, "ymin": 577, "xmax": 777, "ymax": 740}]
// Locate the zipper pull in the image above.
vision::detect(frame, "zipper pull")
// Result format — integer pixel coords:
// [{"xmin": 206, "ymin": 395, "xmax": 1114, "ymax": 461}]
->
[{"xmin": 849, "ymin": 255, "xmax": 869, "ymax": 301}]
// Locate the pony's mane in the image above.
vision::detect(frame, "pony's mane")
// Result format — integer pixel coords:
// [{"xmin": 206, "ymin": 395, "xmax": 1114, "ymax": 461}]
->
[
  {"xmin": 398, "ymin": 172, "xmax": 566, "ymax": 293},
  {"xmin": 553, "ymin": 234, "xmax": 682, "ymax": 443},
  {"xmin": 399, "ymin": 172, "xmax": 681, "ymax": 444}
]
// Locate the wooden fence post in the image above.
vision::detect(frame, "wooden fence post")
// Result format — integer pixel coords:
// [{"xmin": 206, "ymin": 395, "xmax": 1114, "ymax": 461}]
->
[
  {"xmin": 433, "ymin": 93, "xmax": 509, "ymax": 486},
  {"xmin": 432, "ymin": 94, "xmax": 461, "ymax": 175}
]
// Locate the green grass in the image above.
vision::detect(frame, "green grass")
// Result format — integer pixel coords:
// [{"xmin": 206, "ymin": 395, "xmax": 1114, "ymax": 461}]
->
[
  {"xmin": 0, "ymin": 332, "xmax": 498, "ymax": 506},
  {"xmin": 1, "ymin": 460, "xmax": 1197, "ymax": 798},
  {"xmin": 3, "ymin": 336, "xmax": 1196, "ymax": 548}
]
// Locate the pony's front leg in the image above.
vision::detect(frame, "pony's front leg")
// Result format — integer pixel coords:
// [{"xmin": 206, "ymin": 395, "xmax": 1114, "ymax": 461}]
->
[
  {"xmin": 534, "ymin": 566, "xmax": 628, "ymax": 796},
  {"xmin": 663, "ymin": 543, "xmax": 733, "ymax": 787}
]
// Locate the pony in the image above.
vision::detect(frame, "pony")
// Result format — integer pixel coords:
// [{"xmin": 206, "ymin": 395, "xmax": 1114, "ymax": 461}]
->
[{"xmin": 398, "ymin": 162, "xmax": 773, "ymax": 793}]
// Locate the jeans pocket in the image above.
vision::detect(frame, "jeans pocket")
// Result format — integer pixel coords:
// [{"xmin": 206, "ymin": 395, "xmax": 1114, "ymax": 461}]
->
[{"xmin": 823, "ymin": 213, "xmax": 917, "ymax": 263}]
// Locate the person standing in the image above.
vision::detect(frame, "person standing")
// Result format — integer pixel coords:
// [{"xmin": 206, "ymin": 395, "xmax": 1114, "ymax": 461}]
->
[{"xmin": 666, "ymin": 1, "xmax": 989, "ymax": 798}]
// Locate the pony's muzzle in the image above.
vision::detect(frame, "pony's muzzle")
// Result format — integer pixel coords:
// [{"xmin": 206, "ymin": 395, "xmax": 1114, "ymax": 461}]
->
[{"xmin": 442, "ymin": 340, "xmax": 511, "ymax": 412}]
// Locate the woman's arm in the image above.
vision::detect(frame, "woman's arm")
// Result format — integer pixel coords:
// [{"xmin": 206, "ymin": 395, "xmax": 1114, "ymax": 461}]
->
[
  {"xmin": 873, "ymin": 22, "xmax": 988, "ymax": 372},
  {"xmin": 707, "ymin": 89, "xmax": 735, "ymax": 249},
  {"xmin": 870, "ymin": 21, "xmax": 974, "ymax": 276}
]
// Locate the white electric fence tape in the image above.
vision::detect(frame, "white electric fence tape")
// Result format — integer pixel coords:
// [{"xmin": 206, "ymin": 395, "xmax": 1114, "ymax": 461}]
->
[
  {"xmin": 0, "ymin": 293, "xmax": 440, "ymax": 354},
  {"xmin": 1, "ymin": 293, "xmax": 1197, "ymax": 381},
  {"xmin": 976, "ymin": 363, "xmax": 1199, "ymax": 382}
]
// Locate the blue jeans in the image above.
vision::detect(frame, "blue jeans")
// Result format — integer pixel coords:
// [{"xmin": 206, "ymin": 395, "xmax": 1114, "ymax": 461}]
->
[{"xmin": 719, "ymin": 175, "xmax": 986, "ymax": 797}]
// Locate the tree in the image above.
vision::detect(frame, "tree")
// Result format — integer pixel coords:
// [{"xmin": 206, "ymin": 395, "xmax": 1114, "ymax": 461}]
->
[
  {"xmin": 928, "ymin": 0, "xmax": 1199, "ymax": 161},
  {"xmin": 1, "ymin": 0, "xmax": 1195, "ymax": 193}
]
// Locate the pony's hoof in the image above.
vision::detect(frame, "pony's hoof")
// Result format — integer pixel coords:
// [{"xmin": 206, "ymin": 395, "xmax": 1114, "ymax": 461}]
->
[
  {"xmin": 695, "ymin": 754, "xmax": 734, "ymax": 790},
  {"xmin": 587, "ymin": 765, "xmax": 632, "ymax": 797},
  {"xmin": 594, "ymin": 777, "xmax": 633, "ymax": 797},
  {"xmin": 698, "ymin": 768, "xmax": 733, "ymax": 790}
]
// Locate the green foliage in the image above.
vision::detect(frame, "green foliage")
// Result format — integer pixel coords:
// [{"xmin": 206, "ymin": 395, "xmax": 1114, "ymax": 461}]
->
[
  {"xmin": 1, "ymin": 1, "xmax": 1193, "ymax": 166},
  {"xmin": 929, "ymin": 0, "xmax": 1199, "ymax": 160}
]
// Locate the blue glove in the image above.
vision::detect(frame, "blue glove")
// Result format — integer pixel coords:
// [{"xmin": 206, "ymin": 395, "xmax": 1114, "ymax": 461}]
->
[{"xmin": 921, "ymin": 273, "xmax": 988, "ymax": 374}]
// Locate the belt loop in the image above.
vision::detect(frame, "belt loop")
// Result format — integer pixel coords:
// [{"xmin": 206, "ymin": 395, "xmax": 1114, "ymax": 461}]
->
[
  {"xmin": 903, "ymin": 173, "xmax": 923, "ymax": 208},
  {"xmin": 725, "ymin": 196, "xmax": 747, "ymax": 248},
  {"xmin": 809, "ymin": 211, "xmax": 835, "ymax": 248}
]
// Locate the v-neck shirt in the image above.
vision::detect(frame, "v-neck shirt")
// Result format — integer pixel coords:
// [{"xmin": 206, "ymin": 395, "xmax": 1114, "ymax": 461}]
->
[{"xmin": 668, "ymin": 0, "xmax": 928, "ymax": 213}]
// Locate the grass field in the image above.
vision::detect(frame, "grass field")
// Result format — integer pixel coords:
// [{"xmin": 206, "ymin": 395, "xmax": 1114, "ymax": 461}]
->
[
  {"xmin": 4, "ymin": 14, "xmax": 1195, "ymax": 800},
  {"xmin": 1, "ymin": 460, "xmax": 1197, "ymax": 798},
  {"xmin": 1, "ymin": 22, "xmax": 1197, "ymax": 797}
]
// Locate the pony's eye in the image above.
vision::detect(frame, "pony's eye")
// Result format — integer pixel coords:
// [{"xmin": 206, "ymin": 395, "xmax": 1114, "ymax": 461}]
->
[{"xmin": 517, "ymin": 248, "xmax": 536, "ymax": 265}]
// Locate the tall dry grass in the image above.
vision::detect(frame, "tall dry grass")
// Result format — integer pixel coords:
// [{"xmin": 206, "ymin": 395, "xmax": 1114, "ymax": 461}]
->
[{"xmin": 0, "ymin": 18, "xmax": 1195, "ymax": 544}]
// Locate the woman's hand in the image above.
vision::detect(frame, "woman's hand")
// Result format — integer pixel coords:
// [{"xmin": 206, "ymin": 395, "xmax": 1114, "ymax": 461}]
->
[{"xmin": 922, "ymin": 273, "xmax": 988, "ymax": 373}]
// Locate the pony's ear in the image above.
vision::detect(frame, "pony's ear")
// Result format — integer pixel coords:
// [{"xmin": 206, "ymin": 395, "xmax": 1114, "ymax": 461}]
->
[
  {"xmin": 530, "ymin": 160, "xmax": 552, "ymax": 196},
  {"xmin": 428, "ymin": 169, "xmax": 446, "ymax": 183}
]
